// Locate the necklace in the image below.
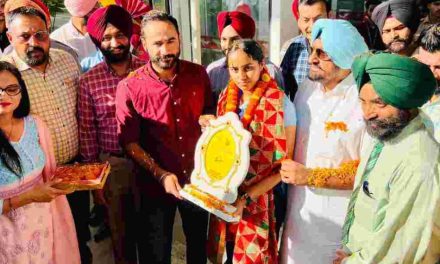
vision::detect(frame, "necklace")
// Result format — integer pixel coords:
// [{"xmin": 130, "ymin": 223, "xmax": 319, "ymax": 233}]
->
[{"xmin": 224, "ymin": 67, "xmax": 274, "ymax": 128}]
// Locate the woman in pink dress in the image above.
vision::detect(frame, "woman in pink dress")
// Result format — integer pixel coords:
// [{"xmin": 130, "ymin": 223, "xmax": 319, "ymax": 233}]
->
[{"xmin": 0, "ymin": 61, "xmax": 80, "ymax": 264}]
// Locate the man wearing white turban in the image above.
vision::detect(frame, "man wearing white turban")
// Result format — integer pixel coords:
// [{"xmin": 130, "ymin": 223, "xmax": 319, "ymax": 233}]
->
[{"xmin": 50, "ymin": 0, "xmax": 99, "ymax": 62}]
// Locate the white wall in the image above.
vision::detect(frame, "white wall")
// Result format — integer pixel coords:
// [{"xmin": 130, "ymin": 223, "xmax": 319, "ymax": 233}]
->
[{"xmin": 270, "ymin": 0, "xmax": 299, "ymax": 66}]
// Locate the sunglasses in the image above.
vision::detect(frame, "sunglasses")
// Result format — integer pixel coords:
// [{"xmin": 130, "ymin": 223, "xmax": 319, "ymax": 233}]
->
[
  {"xmin": 0, "ymin": 84, "xmax": 22, "ymax": 96},
  {"xmin": 310, "ymin": 48, "xmax": 331, "ymax": 61}
]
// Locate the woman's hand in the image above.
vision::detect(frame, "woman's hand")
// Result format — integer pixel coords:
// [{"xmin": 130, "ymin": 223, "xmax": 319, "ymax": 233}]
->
[
  {"xmin": 280, "ymin": 159, "xmax": 310, "ymax": 185},
  {"xmin": 232, "ymin": 196, "xmax": 247, "ymax": 219},
  {"xmin": 198, "ymin": 115, "xmax": 216, "ymax": 131},
  {"xmin": 26, "ymin": 179, "xmax": 74, "ymax": 203}
]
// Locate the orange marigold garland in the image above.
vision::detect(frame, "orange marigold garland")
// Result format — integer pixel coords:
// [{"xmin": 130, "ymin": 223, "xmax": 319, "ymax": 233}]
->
[
  {"xmin": 325, "ymin": 121, "xmax": 349, "ymax": 137},
  {"xmin": 307, "ymin": 160, "xmax": 360, "ymax": 188},
  {"xmin": 224, "ymin": 67, "xmax": 274, "ymax": 128}
]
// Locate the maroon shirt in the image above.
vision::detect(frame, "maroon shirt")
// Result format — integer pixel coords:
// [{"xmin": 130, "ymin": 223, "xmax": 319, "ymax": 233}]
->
[{"xmin": 116, "ymin": 60, "xmax": 214, "ymax": 197}]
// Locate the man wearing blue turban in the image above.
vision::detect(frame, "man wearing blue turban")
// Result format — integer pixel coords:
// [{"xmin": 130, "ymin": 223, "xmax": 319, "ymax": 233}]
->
[{"xmin": 280, "ymin": 19, "xmax": 368, "ymax": 264}]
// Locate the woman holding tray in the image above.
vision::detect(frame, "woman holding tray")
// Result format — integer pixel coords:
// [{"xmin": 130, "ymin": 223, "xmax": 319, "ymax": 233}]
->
[
  {"xmin": 0, "ymin": 61, "xmax": 80, "ymax": 263},
  {"xmin": 201, "ymin": 39, "xmax": 297, "ymax": 264}
]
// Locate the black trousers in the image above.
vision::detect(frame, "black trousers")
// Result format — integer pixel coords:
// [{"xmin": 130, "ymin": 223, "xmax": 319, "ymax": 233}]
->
[
  {"xmin": 136, "ymin": 193, "xmax": 209, "ymax": 264},
  {"xmin": 67, "ymin": 190, "xmax": 92, "ymax": 264}
]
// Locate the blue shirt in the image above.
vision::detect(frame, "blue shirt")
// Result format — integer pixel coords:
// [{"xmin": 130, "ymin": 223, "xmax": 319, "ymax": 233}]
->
[
  {"xmin": 280, "ymin": 35, "xmax": 310, "ymax": 101},
  {"xmin": 81, "ymin": 50, "xmax": 104, "ymax": 73}
]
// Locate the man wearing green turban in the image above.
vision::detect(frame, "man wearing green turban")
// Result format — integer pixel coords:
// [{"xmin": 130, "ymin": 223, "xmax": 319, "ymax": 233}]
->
[{"xmin": 334, "ymin": 52, "xmax": 440, "ymax": 264}]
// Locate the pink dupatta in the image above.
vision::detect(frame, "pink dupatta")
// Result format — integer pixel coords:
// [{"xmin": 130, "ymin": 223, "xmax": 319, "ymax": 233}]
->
[{"xmin": 35, "ymin": 116, "xmax": 81, "ymax": 264}]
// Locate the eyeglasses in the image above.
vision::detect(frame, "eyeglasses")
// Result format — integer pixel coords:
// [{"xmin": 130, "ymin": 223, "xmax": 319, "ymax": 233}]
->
[
  {"xmin": 310, "ymin": 48, "xmax": 331, "ymax": 61},
  {"xmin": 0, "ymin": 85, "xmax": 22, "ymax": 96},
  {"xmin": 16, "ymin": 30, "xmax": 49, "ymax": 43}
]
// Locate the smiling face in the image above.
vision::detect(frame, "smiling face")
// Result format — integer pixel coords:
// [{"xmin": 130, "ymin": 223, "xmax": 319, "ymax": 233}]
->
[
  {"xmin": 100, "ymin": 23, "xmax": 131, "ymax": 64},
  {"xmin": 0, "ymin": 71, "xmax": 22, "ymax": 117},
  {"xmin": 297, "ymin": 1, "xmax": 328, "ymax": 42},
  {"xmin": 359, "ymin": 83, "xmax": 411, "ymax": 140},
  {"xmin": 227, "ymin": 48, "xmax": 263, "ymax": 92},
  {"xmin": 142, "ymin": 20, "xmax": 180, "ymax": 70}
]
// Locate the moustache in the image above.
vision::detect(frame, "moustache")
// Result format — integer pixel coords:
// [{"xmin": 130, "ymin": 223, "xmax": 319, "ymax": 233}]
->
[
  {"xmin": 108, "ymin": 45, "xmax": 128, "ymax": 52},
  {"xmin": 26, "ymin": 46, "xmax": 45, "ymax": 54},
  {"xmin": 152, "ymin": 54, "xmax": 177, "ymax": 62}
]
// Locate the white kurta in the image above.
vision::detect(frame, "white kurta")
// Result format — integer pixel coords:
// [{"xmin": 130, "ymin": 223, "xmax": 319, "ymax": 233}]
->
[
  {"xmin": 50, "ymin": 20, "xmax": 98, "ymax": 62},
  {"xmin": 280, "ymin": 74, "xmax": 365, "ymax": 264}
]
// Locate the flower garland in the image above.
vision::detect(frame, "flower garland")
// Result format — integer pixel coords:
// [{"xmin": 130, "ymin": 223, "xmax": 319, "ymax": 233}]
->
[
  {"xmin": 307, "ymin": 160, "xmax": 360, "ymax": 188},
  {"xmin": 224, "ymin": 67, "xmax": 273, "ymax": 128},
  {"xmin": 325, "ymin": 121, "xmax": 349, "ymax": 137}
]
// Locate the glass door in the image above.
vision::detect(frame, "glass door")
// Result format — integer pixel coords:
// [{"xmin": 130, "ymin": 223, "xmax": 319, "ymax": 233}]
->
[{"xmin": 199, "ymin": 0, "xmax": 271, "ymax": 66}]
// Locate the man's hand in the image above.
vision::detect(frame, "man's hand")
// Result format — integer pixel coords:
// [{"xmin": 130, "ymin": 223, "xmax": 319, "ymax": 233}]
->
[
  {"xmin": 280, "ymin": 159, "xmax": 310, "ymax": 185},
  {"xmin": 162, "ymin": 174, "xmax": 183, "ymax": 200},
  {"xmin": 333, "ymin": 249, "xmax": 349, "ymax": 264},
  {"xmin": 198, "ymin": 115, "xmax": 216, "ymax": 131}
]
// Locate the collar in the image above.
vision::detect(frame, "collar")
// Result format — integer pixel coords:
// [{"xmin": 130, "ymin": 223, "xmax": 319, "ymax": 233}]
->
[
  {"xmin": 103, "ymin": 55, "xmax": 137, "ymax": 77},
  {"xmin": 318, "ymin": 73, "xmax": 355, "ymax": 97},
  {"xmin": 145, "ymin": 60, "xmax": 181, "ymax": 83},
  {"xmin": 68, "ymin": 19, "xmax": 87, "ymax": 38},
  {"xmin": 10, "ymin": 48, "xmax": 53, "ymax": 72},
  {"xmin": 384, "ymin": 114, "xmax": 423, "ymax": 145}
]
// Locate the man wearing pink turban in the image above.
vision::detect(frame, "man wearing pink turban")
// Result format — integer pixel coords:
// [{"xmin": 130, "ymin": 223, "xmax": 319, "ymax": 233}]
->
[
  {"xmin": 206, "ymin": 10, "xmax": 284, "ymax": 103},
  {"xmin": 50, "ymin": 0, "xmax": 99, "ymax": 61}
]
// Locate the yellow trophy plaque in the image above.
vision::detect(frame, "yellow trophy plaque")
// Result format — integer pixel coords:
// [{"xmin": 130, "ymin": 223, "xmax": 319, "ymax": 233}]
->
[{"xmin": 180, "ymin": 112, "xmax": 252, "ymax": 222}]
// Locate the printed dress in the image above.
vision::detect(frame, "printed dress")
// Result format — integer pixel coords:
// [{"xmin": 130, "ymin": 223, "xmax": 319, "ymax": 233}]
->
[{"xmin": 0, "ymin": 116, "xmax": 79, "ymax": 264}]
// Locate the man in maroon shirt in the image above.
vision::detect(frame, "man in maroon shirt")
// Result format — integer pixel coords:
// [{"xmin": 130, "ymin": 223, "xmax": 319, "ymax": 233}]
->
[
  {"xmin": 79, "ymin": 5, "xmax": 145, "ymax": 264},
  {"xmin": 115, "ymin": 10, "xmax": 215, "ymax": 264}
]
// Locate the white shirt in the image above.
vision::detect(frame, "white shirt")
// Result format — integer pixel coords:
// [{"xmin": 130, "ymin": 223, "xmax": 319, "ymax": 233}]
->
[
  {"xmin": 281, "ymin": 74, "xmax": 365, "ymax": 264},
  {"xmin": 50, "ymin": 20, "xmax": 97, "ymax": 62}
]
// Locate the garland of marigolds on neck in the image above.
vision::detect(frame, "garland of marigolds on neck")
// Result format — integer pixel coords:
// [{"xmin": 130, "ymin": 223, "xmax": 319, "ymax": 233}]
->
[{"xmin": 224, "ymin": 67, "xmax": 274, "ymax": 128}]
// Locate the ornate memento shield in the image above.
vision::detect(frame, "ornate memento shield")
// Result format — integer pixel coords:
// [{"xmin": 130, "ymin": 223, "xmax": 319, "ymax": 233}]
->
[{"xmin": 180, "ymin": 112, "xmax": 251, "ymax": 222}]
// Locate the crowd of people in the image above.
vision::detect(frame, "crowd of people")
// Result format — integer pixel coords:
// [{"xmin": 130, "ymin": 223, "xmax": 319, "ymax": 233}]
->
[{"xmin": 0, "ymin": 0, "xmax": 439, "ymax": 263}]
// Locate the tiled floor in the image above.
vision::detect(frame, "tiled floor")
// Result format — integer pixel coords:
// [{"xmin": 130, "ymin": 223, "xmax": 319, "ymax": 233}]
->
[{"xmin": 89, "ymin": 212, "xmax": 187, "ymax": 264}]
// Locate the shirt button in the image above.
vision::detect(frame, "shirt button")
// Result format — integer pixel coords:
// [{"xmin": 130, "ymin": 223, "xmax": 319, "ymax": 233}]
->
[
  {"xmin": 181, "ymin": 153, "xmax": 185, "ymax": 157},
  {"xmin": 176, "ymin": 118, "xmax": 180, "ymax": 122},
  {"xmin": 173, "ymin": 101, "xmax": 177, "ymax": 106},
  {"xmin": 170, "ymin": 84, "xmax": 174, "ymax": 88},
  {"xmin": 183, "ymin": 170, "xmax": 187, "ymax": 174},
  {"xmin": 178, "ymin": 136, "xmax": 183, "ymax": 140}
]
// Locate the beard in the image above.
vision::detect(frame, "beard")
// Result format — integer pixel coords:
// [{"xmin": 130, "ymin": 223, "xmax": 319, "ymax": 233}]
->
[
  {"xmin": 365, "ymin": 110, "xmax": 412, "ymax": 141},
  {"xmin": 308, "ymin": 65, "xmax": 325, "ymax": 81},
  {"xmin": 101, "ymin": 44, "xmax": 131, "ymax": 64},
  {"xmin": 25, "ymin": 46, "xmax": 48, "ymax": 66},
  {"xmin": 151, "ymin": 52, "xmax": 180, "ymax": 70},
  {"xmin": 386, "ymin": 38, "xmax": 411, "ymax": 54}
]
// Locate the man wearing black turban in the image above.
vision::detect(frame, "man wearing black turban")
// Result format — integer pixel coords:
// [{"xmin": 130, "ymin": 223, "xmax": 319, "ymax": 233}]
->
[{"xmin": 372, "ymin": 0, "xmax": 420, "ymax": 55}]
